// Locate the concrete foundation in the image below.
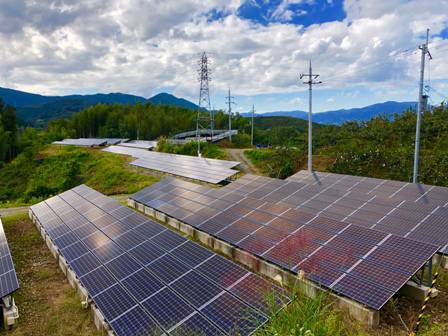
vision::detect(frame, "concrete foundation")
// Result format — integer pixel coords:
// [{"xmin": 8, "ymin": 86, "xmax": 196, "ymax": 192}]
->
[
  {"xmin": 132, "ymin": 200, "xmax": 380, "ymax": 327},
  {"xmin": 433, "ymin": 254, "xmax": 448, "ymax": 270},
  {"xmin": 399, "ymin": 281, "xmax": 439, "ymax": 302}
]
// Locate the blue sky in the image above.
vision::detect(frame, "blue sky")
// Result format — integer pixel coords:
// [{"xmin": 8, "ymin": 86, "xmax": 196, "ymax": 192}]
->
[{"xmin": 0, "ymin": 0, "xmax": 447, "ymax": 113}]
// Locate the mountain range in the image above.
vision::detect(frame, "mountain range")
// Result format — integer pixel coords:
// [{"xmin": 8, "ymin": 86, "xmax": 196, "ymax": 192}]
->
[
  {"xmin": 0, "ymin": 87, "xmax": 199, "ymax": 124},
  {"xmin": 0, "ymin": 86, "xmax": 417, "ymax": 126},
  {"xmin": 241, "ymin": 101, "xmax": 417, "ymax": 125}
]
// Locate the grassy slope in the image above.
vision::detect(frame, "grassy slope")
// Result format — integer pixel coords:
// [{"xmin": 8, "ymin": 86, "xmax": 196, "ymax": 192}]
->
[
  {"xmin": 0, "ymin": 145, "xmax": 159, "ymax": 207},
  {"xmin": 2, "ymin": 213, "xmax": 101, "ymax": 336}
]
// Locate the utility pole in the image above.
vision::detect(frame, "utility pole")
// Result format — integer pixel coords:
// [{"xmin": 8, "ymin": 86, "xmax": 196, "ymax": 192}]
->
[
  {"xmin": 225, "ymin": 88, "xmax": 235, "ymax": 143},
  {"xmin": 300, "ymin": 60, "xmax": 322, "ymax": 173},
  {"xmin": 413, "ymin": 29, "xmax": 432, "ymax": 183},
  {"xmin": 251, "ymin": 104, "xmax": 255, "ymax": 146},
  {"xmin": 196, "ymin": 52, "xmax": 213, "ymax": 156}
]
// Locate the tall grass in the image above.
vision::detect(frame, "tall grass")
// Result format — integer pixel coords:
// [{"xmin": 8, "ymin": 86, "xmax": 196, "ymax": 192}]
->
[{"xmin": 257, "ymin": 291, "xmax": 364, "ymax": 336}]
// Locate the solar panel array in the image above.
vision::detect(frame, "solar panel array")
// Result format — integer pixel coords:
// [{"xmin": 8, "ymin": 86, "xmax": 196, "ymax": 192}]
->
[
  {"xmin": 0, "ymin": 218, "xmax": 19, "ymax": 298},
  {"xmin": 52, "ymin": 138, "xmax": 128, "ymax": 146},
  {"xmin": 30, "ymin": 185, "xmax": 288, "ymax": 336},
  {"xmin": 103, "ymin": 145, "xmax": 240, "ymax": 184},
  {"xmin": 118, "ymin": 140, "xmax": 158, "ymax": 150},
  {"xmin": 277, "ymin": 171, "xmax": 448, "ymax": 254},
  {"xmin": 131, "ymin": 177, "xmax": 440, "ymax": 310}
]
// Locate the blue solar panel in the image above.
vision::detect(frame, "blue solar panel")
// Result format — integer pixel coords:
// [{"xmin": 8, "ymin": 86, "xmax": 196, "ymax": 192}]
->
[
  {"xmin": 109, "ymin": 306, "xmax": 162, "ymax": 336},
  {"xmin": 0, "ymin": 218, "xmax": 19, "ymax": 297},
  {"xmin": 94, "ymin": 284, "xmax": 137, "ymax": 321},
  {"xmin": 69, "ymin": 252, "xmax": 101, "ymax": 277},
  {"xmin": 170, "ymin": 241, "xmax": 213, "ymax": 267},
  {"xmin": 105, "ymin": 254, "xmax": 141, "ymax": 281},
  {"xmin": 79, "ymin": 266, "xmax": 116, "ymax": 297},
  {"xmin": 201, "ymin": 292, "xmax": 267, "ymax": 335},
  {"xmin": 147, "ymin": 254, "xmax": 190, "ymax": 284},
  {"xmin": 92, "ymin": 240, "xmax": 124, "ymax": 263},
  {"xmin": 171, "ymin": 271, "xmax": 223, "ymax": 308},
  {"xmin": 60, "ymin": 241, "xmax": 89, "ymax": 262},
  {"xmin": 173, "ymin": 312, "xmax": 225, "ymax": 335},
  {"xmin": 128, "ymin": 240, "xmax": 166, "ymax": 266},
  {"xmin": 142, "ymin": 287, "xmax": 195, "ymax": 331},
  {"xmin": 121, "ymin": 269, "xmax": 165, "ymax": 302}
]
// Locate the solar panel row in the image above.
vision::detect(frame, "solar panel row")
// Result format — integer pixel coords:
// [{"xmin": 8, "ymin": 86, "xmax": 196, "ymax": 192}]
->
[
  {"xmin": 0, "ymin": 218, "xmax": 19, "ymax": 299},
  {"xmin": 53, "ymin": 138, "xmax": 129, "ymax": 146},
  {"xmin": 103, "ymin": 146, "xmax": 240, "ymax": 184},
  {"xmin": 131, "ymin": 177, "xmax": 440, "ymax": 310},
  {"xmin": 30, "ymin": 185, "xmax": 288, "ymax": 336},
  {"xmin": 118, "ymin": 140, "xmax": 157, "ymax": 150}
]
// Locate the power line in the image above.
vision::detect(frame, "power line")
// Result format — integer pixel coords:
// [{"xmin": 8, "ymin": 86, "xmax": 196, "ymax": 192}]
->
[
  {"xmin": 300, "ymin": 60, "xmax": 322, "ymax": 173},
  {"xmin": 225, "ymin": 88, "xmax": 235, "ymax": 143}
]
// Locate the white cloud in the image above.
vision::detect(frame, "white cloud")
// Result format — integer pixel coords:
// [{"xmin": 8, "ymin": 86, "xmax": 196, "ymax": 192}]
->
[{"xmin": 0, "ymin": 0, "xmax": 447, "ymax": 106}]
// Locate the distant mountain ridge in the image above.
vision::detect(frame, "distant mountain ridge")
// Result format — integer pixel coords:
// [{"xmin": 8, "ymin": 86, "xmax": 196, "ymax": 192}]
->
[
  {"xmin": 0, "ymin": 87, "xmax": 199, "ymax": 124},
  {"xmin": 242, "ymin": 101, "xmax": 417, "ymax": 124}
]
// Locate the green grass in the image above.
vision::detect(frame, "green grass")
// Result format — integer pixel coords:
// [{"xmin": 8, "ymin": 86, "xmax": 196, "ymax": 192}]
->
[
  {"xmin": 0, "ymin": 145, "xmax": 159, "ymax": 207},
  {"xmin": 2, "ymin": 213, "xmax": 101, "ymax": 336},
  {"xmin": 257, "ymin": 292, "xmax": 364, "ymax": 336}
]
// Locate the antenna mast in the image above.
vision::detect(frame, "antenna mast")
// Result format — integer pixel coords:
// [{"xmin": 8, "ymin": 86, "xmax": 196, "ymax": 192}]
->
[
  {"xmin": 196, "ymin": 52, "xmax": 214, "ymax": 156},
  {"xmin": 413, "ymin": 29, "xmax": 432, "ymax": 183},
  {"xmin": 300, "ymin": 60, "xmax": 322, "ymax": 173}
]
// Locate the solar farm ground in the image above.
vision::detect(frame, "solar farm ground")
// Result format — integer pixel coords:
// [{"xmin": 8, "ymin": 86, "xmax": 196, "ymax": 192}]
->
[{"xmin": 1, "ymin": 212, "xmax": 447, "ymax": 335}]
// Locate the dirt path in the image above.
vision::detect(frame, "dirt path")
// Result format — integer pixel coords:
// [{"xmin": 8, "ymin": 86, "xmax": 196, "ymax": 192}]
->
[
  {"xmin": 226, "ymin": 148, "xmax": 260, "ymax": 175},
  {"xmin": 0, "ymin": 206, "xmax": 29, "ymax": 217}
]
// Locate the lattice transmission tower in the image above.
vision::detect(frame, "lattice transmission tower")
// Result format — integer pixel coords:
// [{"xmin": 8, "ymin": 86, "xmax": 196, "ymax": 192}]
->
[{"xmin": 196, "ymin": 52, "xmax": 214, "ymax": 156}]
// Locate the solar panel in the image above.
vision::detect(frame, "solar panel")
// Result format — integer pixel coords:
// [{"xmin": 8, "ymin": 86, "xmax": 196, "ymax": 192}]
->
[
  {"xmin": 103, "ymin": 145, "xmax": 240, "ymax": 184},
  {"xmin": 52, "ymin": 138, "xmax": 107, "ymax": 147},
  {"xmin": 131, "ymin": 177, "xmax": 441, "ymax": 310},
  {"xmin": 0, "ymin": 220, "xmax": 19, "ymax": 298},
  {"xmin": 118, "ymin": 140, "xmax": 157, "ymax": 150},
  {"xmin": 30, "ymin": 185, "xmax": 286, "ymax": 335}
]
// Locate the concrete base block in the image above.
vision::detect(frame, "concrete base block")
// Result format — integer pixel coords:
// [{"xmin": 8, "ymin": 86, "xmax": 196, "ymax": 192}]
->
[
  {"xmin": 144, "ymin": 206, "xmax": 155, "ymax": 218},
  {"xmin": 167, "ymin": 217, "xmax": 180, "ymax": 231},
  {"xmin": 433, "ymin": 254, "xmax": 448, "ymax": 270},
  {"xmin": 234, "ymin": 248, "xmax": 259, "ymax": 271},
  {"xmin": 40, "ymin": 227, "xmax": 46, "ymax": 241},
  {"xmin": 178, "ymin": 221, "xmax": 195, "ymax": 236},
  {"xmin": 28, "ymin": 209, "xmax": 33, "ymax": 220},
  {"xmin": 212, "ymin": 238, "xmax": 233, "ymax": 258},
  {"xmin": 45, "ymin": 236, "xmax": 59, "ymax": 260},
  {"xmin": 195, "ymin": 230, "xmax": 213, "ymax": 247},
  {"xmin": 155, "ymin": 211, "xmax": 166, "ymax": 223},
  {"xmin": 127, "ymin": 199, "xmax": 135, "ymax": 208},
  {"xmin": 399, "ymin": 281, "xmax": 439, "ymax": 302},
  {"xmin": 92, "ymin": 304, "xmax": 108, "ymax": 332},
  {"xmin": 58, "ymin": 256, "xmax": 68, "ymax": 275},
  {"xmin": 77, "ymin": 285, "xmax": 89, "ymax": 307},
  {"xmin": 66, "ymin": 268, "xmax": 78, "ymax": 289},
  {"xmin": 136, "ymin": 202, "xmax": 144, "ymax": 212}
]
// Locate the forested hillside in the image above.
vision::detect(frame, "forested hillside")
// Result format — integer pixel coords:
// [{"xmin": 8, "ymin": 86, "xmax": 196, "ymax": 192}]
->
[
  {"xmin": 247, "ymin": 104, "xmax": 448, "ymax": 186},
  {"xmin": 1, "ymin": 97, "xmax": 447, "ymax": 207}
]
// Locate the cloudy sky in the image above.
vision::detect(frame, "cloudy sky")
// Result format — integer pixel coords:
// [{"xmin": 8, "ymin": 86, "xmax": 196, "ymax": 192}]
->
[{"xmin": 1, "ymin": 0, "xmax": 448, "ymax": 113}]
